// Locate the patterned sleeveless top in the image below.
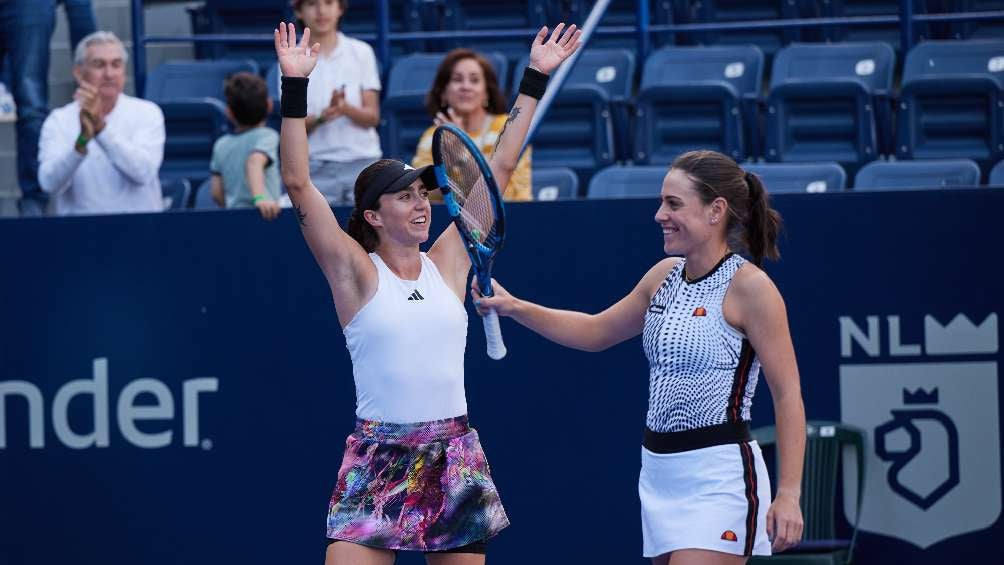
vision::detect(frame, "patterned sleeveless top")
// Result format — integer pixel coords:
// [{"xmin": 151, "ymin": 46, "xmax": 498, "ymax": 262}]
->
[{"xmin": 642, "ymin": 253, "xmax": 761, "ymax": 433}]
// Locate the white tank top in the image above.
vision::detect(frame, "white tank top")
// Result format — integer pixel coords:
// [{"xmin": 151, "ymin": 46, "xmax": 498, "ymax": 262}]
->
[
  {"xmin": 344, "ymin": 252, "xmax": 469, "ymax": 423},
  {"xmin": 642, "ymin": 254, "xmax": 761, "ymax": 433}
]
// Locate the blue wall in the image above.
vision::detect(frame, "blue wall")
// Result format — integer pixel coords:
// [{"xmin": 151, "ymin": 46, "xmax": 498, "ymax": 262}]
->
[{"xmin": 1, "ymin": 190, "xmax": 1001, "ymax": 564}]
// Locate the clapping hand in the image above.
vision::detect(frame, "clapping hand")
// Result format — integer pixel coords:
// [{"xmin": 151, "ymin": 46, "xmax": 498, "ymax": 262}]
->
[
  {"xmin": 74, "ymin": 81, "xmax": 105, "ymax": 138},
  {"xmin": 321, "ymin": 86, "xmax": 346, "ymax": 122},
  {"xmin": 433, "ymin": 106, "xmax": 462, "ymax": 128}
]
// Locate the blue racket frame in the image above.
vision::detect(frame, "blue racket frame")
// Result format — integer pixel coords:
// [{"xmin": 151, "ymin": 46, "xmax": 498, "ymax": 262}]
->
[{"xmin": 431, "ymin": 123, "xmax": 507, "ymax": 298}]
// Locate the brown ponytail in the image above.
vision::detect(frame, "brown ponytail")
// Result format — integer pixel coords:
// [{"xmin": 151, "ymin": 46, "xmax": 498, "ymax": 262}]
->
[
  {"xmin": 670, "ymin": 150, "xmax": 783, "ymax": 266},
  {"xmin": 743, "ymin": 171, "xmax": 782, "ymax": 266}
]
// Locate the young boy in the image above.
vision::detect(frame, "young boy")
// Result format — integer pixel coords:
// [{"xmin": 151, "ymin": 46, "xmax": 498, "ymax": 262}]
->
[{"xmin": 209, "ymin": 72, "xmax": 282, "ymax": 220}]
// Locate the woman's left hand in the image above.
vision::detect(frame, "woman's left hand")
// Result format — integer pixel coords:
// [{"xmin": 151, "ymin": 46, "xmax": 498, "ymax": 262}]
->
[
  {"xmin": 766, "ymin": 491, "xmax": 804, "ymax": 553},
  {"xmin": 528, "ymin": 23, "xmax": 583, "ymax": 75}
]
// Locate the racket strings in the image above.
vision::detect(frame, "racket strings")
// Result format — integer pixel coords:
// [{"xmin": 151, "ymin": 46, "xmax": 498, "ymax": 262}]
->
[{"xmin": 440, "ymin": 131, "xmax": 498, "ymax": 244}]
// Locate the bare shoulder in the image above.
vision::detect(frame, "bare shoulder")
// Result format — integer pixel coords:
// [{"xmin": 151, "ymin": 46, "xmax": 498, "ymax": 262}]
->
[{"xmin": 729, "ymin": 260, "xmax": 785, "ymax": 311}]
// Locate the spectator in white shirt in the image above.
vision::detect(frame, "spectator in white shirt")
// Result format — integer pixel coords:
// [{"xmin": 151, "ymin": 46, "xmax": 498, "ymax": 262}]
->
[{"xmin": 38, "ymin": 31, "xmax": 165, "ymax": 216}]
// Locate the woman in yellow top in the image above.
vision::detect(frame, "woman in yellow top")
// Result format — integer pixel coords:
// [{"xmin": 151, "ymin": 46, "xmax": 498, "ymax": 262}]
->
[{"xmin": 412, "ymin": 48, "xmax": 533, "ymax": 201}]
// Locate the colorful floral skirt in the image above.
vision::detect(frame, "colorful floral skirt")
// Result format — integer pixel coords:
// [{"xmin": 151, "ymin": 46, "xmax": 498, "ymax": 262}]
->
[{"xmin": 326, "ymin": 414, "xmax": 509, "ymax": 551}]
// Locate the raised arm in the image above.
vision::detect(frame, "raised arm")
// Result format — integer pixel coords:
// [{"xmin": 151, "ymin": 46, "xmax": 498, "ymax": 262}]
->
[
  {"xmin": 473, "ymin": 258, "xmax": 678, "ymax": 352},
  {"xmin": 490, "ymin": 23, "xmax": 580, "ymax": 193},
  {"xmin": 276, "ymin": 22, "xmax": 376, "ymax": 325},
  {"xmin": 429, "ymin": 24, "xmax": 582, "ymax": 295},
  {"xmin": 726, "ymin": 265, "xmax": 805, "ymax": 553}
]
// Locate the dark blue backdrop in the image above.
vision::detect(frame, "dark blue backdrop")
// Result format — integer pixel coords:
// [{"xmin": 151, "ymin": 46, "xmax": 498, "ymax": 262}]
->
[{"xmin": 1, "ymin": 190, "xmax": 1000, "ymax": 564}]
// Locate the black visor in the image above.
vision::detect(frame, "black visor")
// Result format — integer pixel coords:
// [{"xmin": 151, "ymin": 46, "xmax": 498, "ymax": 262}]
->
[{"xmin": 356, "ymin": 161, "xmax": 440, "ymax": 212}]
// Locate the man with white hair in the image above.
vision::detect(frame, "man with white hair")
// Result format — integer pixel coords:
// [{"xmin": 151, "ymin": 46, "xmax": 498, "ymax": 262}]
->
[{"xmin": 38, "ymin": 31, "xmax": 165, "ymax": 215}]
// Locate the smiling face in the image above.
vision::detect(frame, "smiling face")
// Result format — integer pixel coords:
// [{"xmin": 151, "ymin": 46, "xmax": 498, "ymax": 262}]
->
[
  {"xmin": 74, "ymin": 41, "xmax": 126, "ymax": 103},
  {"xmin": 654, "ymin": 168, "xmax": 727, "ymax": 257},
  {"xmin": 295, "ymin": 0, "xmax": 344, "ymax": 36},
  {"xmin": 443, "ymin": 57, "xmax": 488, "ymax": 118},
  {"xmin": 366, "ymin": 180, "xmax": 432, "ymax": 247}
]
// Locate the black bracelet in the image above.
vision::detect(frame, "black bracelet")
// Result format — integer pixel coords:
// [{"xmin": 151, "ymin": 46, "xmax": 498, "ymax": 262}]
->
[
  {"xmin": 518, "ymin": 66, "xmax": 549, "ymax": 100},
  {"xmin": 280, "ymin": 76, "xmax": 309, "ymax": 118}
]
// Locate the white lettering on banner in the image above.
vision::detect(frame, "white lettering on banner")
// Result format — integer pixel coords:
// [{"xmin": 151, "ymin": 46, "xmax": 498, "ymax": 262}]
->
[
  {"xmin": 0, "ymin": 357, "xmax": 218, "ymax": 450},
  {"xmin": 838, "ymin": 313, "xmax": 1001, "ymax": 549},
  {"xmin": 840, "ymin": 315, "xmax": 880, "ymax": 357}
]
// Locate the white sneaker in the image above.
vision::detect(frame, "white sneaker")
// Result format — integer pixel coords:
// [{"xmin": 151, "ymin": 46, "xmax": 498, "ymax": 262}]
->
[{"xmin": 0, "ymin": 83, "xmax": 17, "ymax": 123}]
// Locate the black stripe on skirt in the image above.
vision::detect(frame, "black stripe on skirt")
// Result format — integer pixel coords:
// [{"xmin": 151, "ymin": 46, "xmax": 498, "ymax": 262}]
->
[{"xmin": 738, "ymin": 441, "xmax": 760, "ymax": 556}]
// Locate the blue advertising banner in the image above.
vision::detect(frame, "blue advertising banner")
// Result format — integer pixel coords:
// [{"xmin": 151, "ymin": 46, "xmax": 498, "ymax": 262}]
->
[{"xmin": 1, "ymin": 189, "xmax": 1000, "ymax": 564}]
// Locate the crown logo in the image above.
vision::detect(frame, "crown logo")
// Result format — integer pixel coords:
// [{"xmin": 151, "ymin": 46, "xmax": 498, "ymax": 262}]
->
[
  {"xmin": 924, "ymin": 313, "xmax": 997, "ymax": 355},
  {"xmin": 903, "ymin": 387, "xmax": 939, "ymax": 405}
]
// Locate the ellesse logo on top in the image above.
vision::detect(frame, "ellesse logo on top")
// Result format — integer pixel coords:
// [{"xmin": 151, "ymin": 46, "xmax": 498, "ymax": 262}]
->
[{"xmin": 693, "ymin": 307, "xmax": 707, "ymax": 317}]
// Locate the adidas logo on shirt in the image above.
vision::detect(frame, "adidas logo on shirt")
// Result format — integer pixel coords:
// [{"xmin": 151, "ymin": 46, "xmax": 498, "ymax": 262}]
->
[{"xmin": 407, "ymin": 290, "xmax": 425, "ymax": 301}]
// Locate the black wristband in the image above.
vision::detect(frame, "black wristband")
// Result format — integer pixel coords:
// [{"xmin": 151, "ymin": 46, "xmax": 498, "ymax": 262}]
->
[
  {"xmin": 518, "ymin": 66, "xmax": 549, "ymax": 100},
  {"xmin": 280, "ymin": 76, "xmax": 309, "ymax": 118}
]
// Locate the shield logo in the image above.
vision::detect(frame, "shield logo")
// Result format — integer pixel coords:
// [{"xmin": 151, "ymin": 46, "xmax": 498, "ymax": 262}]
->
[{"xmin": 839, "ymin": 361, "xmax": 1000, "ymax": 549}]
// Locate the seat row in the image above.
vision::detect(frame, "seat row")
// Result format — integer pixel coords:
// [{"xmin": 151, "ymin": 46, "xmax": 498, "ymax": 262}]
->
[
  {"xmin": 531, "ymin": 158, "xmax": 1004, "ymax": 200},
  {"xmin": 184, "ymin": 0, "xmax": 1004, "ymax": 72},
  {"xmin": 380, "ymin": 39, "xmax": 1004, "ymax": 183},
  {"xmin": 159, "ymin": 158, "xmax": 1001, "ymax": 212},
  {"xmin": 143, "ymin": 38, "xmax": 1004, "ymax": 191}
]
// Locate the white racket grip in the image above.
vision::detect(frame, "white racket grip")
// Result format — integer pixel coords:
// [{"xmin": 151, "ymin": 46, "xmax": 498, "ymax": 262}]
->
[{"xmin": 482, "ymin": 308, "xmax": 507, "ymax": 360}]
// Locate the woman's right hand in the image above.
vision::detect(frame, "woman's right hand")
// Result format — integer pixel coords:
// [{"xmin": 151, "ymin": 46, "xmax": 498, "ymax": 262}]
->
[
  {"xmin": 433, "ymin": 107, "xmax": 461, "ymax": 128},
  {"xmin": 471, "ymin": 278, "xmax": 520, "ymax": 317},
  {"xmin": 274, "ymin": 22, "xmax": 320, "ymax": 78}
]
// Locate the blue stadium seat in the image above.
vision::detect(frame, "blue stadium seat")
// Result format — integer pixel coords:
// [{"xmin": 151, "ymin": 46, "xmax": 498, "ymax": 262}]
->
[
  {"xmin": 157, "ymin": 99, "xmax": 231, "ymax": 188},
  {"xmin": 587, "ymin": 165, "xmax": 666, "ymax": 199},
  {"xmin": 532, "ymin": 167, "xmax": 579, "ymax": 200},
  {"xmin": 146, "ymin": 59, "xmax": 259, "ymax": 102},
  {"xmin": 186, "ymin": 0, "xmax": 293, "ymax": 72},
  {"xmin": 814, "ymin": 0, "xmax": 963, "ymax": 48},
  {"xmin": 853, "ymin": 159, "xmax": 982, "ymax": 190},
  {"xmin": 895, "ymin": 40, "xmax": 1004, "ymax": 176},
  {"xmin": 563, "ymin": 0, "xmax": 677, "ymax": 49},
  {"xmin": 265, "ymin": 63, "xmax": 281, "ymax": 132},
  {"xmin": 743, "ymin": 162, "xmax": 847, "ymax": 193},
  {"xmin": 160, "ymin": 178, "xmax": 192, "ymax": 211},
  {"xmin": 765, "ymin": 42, "xmax": 895, "ymax": 175},
  {"xmin": 339, "ymin": 0, "xmax": 428, "ymax": 56},
  {"xmin": 957, "ymin": 0, "xmax": 1004, "ymax": 40},
  {"xmin": 515, "ymin": 49, "xmax": 635, "ymax": 181},
  {"xmin": 634, "ymin": 45, "xmax": 764, "ymax": 165},
  {"xmin": 194, "ymin": 178, "xmax": 222, "ymax": 210},
  {"xmin": 433, "ymin": 1, "xmax": 548, "ymax": 60},
  {"xmin": 991, "ymin": 159, "xmax": 1004, "ymax": 187},
  {"xmin": 380, "ymin": 51, "xmax": 509, "ymax": 161},
  {"xmin": 687, "ymin": 0, "xmax": 803, "ymax": 56}
]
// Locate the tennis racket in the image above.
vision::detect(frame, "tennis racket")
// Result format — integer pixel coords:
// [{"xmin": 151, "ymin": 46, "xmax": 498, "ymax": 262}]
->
[{"xmin": 431, "ymin": 123, "xmax": 507, "ymax": 360}]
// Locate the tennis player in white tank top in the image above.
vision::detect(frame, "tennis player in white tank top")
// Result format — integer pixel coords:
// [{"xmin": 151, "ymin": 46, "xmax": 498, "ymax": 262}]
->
[
  {"xmin": 476, "ymin": 150, "xmax": 807, "ymax": 565},
  {"xmin": 273, "ymin": 21, "xmax": 582, "ymax": 565}
]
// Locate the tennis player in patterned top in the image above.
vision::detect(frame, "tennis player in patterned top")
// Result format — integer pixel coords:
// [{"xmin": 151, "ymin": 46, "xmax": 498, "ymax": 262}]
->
[
  {"xmin": 474, "ymin": 150, "xmax": 806, "ymax": 565},
  {"xmin": 274, "ymin": 20, "xmax": 581, "ymax": 565}
]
